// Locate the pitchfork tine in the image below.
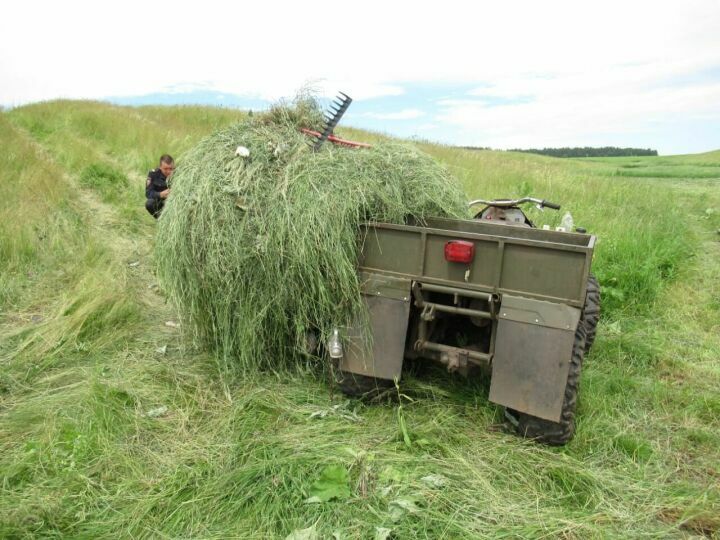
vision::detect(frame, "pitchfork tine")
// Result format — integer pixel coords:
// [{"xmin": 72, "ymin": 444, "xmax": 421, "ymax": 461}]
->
[{"xmin": 312, "ymin": 91, "xmax": 353, "ymax": 151}]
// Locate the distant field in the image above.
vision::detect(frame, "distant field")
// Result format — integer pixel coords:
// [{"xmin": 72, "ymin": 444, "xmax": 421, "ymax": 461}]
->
[
  {"xmin": 1, "ymin": 102, "xmax": 718, "ymax": 538},
  {"xmin": 577, "ymin": 152, "xmax": 720, "ymax": 179}
]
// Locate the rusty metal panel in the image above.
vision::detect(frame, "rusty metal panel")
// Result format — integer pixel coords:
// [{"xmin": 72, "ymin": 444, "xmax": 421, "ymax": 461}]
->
[
  {"xmin": 489, "ymin": 295, "xmax": 581, "ymax": 422},
  {"xmin": 359, "ymin": 228, "xmax": 422, "ymax": 275},
  {"xmin": 498, "ymin": 294, "xmax": 580, "ymax": 331},
  {"xmin": 358, "ymin": 271, "xmax": 411, "ymax": 301},
  {"xmin": 500, "ymin": 244, "xmax": 587, "ymax": 304},
  {"xmin": 358, "ymin": 222, "xmax": 593, "ymax": 307},
  {"xmin": 340, "ymin": 286, "xmax": 411, "ymax": 381}
]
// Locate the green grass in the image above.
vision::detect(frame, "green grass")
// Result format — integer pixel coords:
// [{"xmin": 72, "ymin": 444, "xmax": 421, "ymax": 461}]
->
[{"xmin": 1, "ymin": 101, "xmax": 719, "ymax": 538}]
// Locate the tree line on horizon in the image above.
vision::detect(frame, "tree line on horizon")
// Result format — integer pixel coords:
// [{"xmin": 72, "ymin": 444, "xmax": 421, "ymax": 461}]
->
[
  {"xmin": 458, "ymin": 146, "xmax": 658, "ymax": 157},
  {"xmin": 509, "ymin": 146, "xmax": 658, "ymax": 158}
]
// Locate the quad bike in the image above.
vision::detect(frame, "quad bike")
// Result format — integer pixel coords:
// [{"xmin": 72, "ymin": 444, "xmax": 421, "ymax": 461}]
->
[
  {"xmin": 334, "ymin": 196, "xmax": 600, "ymax": 445},
  {"xmin": 300, "ymin": 94, "xmax": 600, "ymax": 445}
]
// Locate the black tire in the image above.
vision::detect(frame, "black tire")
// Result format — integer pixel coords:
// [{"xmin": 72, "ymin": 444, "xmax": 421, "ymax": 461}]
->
[
  {"xmin": 509, "ymin": 319, "xmax": 587, "ymax": 446},
  {"xmin": 583, "ymin": 274, "xmax": 601, "ymax": 354},
  {"xmin": 335, "ymin": 369, "xmax": 395, "ymax": 401}
]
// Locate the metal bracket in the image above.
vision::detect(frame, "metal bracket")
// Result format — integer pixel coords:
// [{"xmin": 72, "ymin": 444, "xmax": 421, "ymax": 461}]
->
[{"xmin": 421, "ymin": 303, "xmax": 436, "ymax": 321}]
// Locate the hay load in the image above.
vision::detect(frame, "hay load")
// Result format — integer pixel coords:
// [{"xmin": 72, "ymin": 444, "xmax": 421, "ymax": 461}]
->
[{"xmin": 155, "ymin": 97, "xmax": 467, "ymax": 371}]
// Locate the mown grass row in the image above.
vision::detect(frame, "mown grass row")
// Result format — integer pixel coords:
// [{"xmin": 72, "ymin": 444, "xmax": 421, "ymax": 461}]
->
[{"xmin": 0, "ymin": 102, "xmax": 718, "ymax": 538}]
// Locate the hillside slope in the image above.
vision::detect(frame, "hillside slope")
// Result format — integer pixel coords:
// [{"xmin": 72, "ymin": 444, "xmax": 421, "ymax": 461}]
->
[{"xmin": 1, "ymin": 101, "xmax": 719, "ymax": 538}]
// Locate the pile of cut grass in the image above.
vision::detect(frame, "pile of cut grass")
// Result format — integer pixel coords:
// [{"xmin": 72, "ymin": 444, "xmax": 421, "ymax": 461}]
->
[{"xmin": 155, "ymin": 98, "xmax": 467, "ymax": 371}]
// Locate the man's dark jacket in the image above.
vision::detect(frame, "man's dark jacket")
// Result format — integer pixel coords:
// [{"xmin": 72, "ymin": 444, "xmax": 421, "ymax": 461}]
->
[{"xmin": 146, "ymin": 168, "xmax": 169, "ymax": 201}]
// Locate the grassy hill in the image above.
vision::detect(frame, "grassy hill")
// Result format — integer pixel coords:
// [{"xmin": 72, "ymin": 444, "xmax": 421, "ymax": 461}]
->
[{"xmin": 1, "ymin": 101, "xmax": 719, "ymax": 538}]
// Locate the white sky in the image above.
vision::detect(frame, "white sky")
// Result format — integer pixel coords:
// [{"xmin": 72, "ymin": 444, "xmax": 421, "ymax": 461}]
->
[{"xmin": 1, "ymin": 0, "xmax": 719, "ymax": 153}]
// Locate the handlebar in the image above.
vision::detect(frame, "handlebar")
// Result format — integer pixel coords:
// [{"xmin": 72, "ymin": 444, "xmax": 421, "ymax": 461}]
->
[
  {"xmin": 541, "ymin": 200, "xmax": 561, "ymax": 210},
  {"xmin": 468, "ymin": 197, "xmax": 561, "ymax": 211}
]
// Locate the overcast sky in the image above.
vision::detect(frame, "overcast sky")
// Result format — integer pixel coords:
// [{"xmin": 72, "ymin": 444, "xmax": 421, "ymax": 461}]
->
[{"xmin": 2, "ymin": 0, "xmax": 719, "ymax": 154}]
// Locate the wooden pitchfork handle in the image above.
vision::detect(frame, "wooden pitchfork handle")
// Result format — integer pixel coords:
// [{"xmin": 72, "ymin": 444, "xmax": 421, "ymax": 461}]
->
[{"xmin": 300, "ymin": 128, "xmax": 372, "ymax": 149}]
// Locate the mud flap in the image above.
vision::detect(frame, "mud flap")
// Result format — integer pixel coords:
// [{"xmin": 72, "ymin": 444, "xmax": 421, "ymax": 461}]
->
[
  {"xmin": 340, "ymin": 273, "xmax": 411, "ymax": 381},
  {"xmin": 489, "ymin": 295, "xmax": 581, "ymax": 422}
]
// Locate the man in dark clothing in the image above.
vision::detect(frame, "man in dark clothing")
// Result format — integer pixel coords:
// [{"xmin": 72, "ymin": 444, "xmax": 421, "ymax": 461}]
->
[{"xmin": 145, "ymin": 154, "xmax": 175, "ymax": 218}]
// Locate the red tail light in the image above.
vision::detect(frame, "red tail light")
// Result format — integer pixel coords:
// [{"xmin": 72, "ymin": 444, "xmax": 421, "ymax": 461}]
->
[{"xmin": 444, "ymin": 240, "xmax": 474, "ymax": 263}]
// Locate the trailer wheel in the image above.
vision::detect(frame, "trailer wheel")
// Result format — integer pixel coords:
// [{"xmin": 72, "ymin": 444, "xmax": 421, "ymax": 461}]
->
[
  {"xmin": 509, "ymin": 319, "xmax": 587, "ymax": 446},
  {"xmin": 583, "ymin": 274, "xmax": 601, "ymax": 354},
  {"xmin": 335, "ymin": 369, "xmax": 395, "ymax": 401}
]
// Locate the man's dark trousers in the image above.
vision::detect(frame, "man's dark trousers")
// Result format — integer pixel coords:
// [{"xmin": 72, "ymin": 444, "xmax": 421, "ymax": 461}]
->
[
  {"xmin": 145, "ymin": 167, "xmax": 168, "ymax": 219},
  {"xmin": 145, "ymin": 198, "xmax": 164, "ymax": 219}
]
